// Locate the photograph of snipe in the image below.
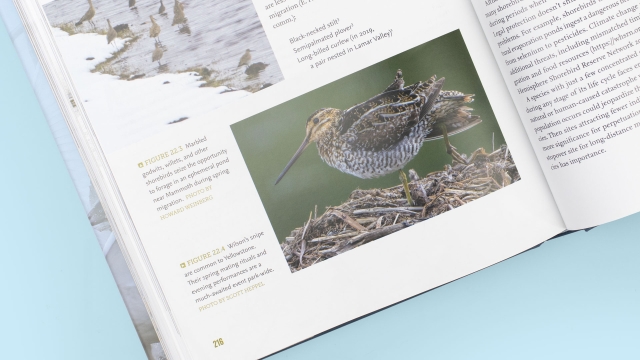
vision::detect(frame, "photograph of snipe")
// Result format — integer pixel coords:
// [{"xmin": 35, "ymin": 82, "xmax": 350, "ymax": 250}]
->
[{"xmin": 231, "ymin": 31, "xmax": 520, "ymax": 273}]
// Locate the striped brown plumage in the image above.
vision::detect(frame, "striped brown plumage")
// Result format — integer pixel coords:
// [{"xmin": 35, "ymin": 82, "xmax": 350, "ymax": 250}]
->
[{"xmin": 275, "ymin": 70, "xmax": 481, "ymax": 184}]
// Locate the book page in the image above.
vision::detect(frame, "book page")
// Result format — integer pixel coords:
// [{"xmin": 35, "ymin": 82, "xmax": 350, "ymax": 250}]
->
[
  {"xmin": 106, "ymin": 2, "xmax": 566, "ymax": 359},
  {"xmin": 471, "ymin": 0, "xmax": 640, "ymax": 229},
  {"xmin": 20, "ymin": 0, "xmax": 565, "ymax": 358}
]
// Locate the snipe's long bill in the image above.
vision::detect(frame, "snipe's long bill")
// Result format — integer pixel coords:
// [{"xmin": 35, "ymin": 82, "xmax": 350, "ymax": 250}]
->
[{"xmin": 275, "ymin": 69, "xmax": 482, "ymax": 185}]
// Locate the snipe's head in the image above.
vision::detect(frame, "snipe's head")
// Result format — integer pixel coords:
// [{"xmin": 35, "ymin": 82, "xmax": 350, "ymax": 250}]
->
[{"xmin": 275, "ymin": 108, "xmax": 341, "ymax": 184}]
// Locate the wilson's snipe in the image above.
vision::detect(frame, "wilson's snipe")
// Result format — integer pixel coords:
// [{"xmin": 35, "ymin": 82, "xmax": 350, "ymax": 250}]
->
[{"xmin": 275, "ymin": 70, "xmax": 482, "ymax": 184}]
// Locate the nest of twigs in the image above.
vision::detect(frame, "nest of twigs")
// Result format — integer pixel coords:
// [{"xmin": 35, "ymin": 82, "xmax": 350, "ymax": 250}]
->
[{"xmin": 281, "ymin": 145, "xmax": 519, "ymax": 272}]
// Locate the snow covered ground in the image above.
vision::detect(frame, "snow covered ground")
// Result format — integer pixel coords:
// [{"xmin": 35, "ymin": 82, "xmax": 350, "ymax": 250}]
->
[{"xmin": 53, "ymin": 28, "xmax": 251, "ymax": 153}]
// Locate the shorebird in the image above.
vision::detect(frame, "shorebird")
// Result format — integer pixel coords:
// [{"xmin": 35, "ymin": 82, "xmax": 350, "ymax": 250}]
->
[
  {"xmin": 237, "ymin": 49, "xmax": 253, "ymax": 68},
  {"xmin": 149, "ymin": 15, "xmax": 162, "ymax": 43},
  {"xmin": 174, "ymin": 0, "xmax": 184, "ymax": 12},
  {"xmin": 275, "ymin": 70, "xmax": 482, "ymax": 185},
  {"xmin": 172, "ymin": 0, "xmax": 186, "ymax": 26},
  {"xmin": 152, "ymin": 42, "xmax": 164, "ymax": 66},
  {"xmin": 106, "ymin": 19, "xmax": 118, "ymax": 51},
  {"xmin": 245, "ymin": 62, "xmax": 269, "ymax": 76},
  {"xmin": 159, "ymin": 0, "xmax": 166, "ymax": 14},
  {"xmin": 75, "ymin": 0, "xmax": 96, "ymax": 28}
]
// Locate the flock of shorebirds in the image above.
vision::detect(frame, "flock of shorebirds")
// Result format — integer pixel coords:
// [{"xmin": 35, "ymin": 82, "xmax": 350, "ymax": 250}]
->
[{"xmin": 74, "ymin": 0, "xmax": 269, "ymax": 75}]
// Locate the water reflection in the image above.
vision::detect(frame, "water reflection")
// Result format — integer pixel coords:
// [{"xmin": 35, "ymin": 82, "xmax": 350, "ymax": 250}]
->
[{"xmin": 44, "ymin": 0, "xmax": 284, "ymax": 91}]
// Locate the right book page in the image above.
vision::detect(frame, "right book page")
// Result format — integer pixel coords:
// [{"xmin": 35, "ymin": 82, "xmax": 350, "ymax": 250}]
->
[{"xmin": 471, "ymin": 0, "xmax": 640, "ymax": 229}]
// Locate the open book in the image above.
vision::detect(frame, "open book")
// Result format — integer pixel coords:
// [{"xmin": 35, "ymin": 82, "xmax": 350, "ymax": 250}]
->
[{"xmin": 8, "ymin": 0, "xmax": 640, "ymax": 358}]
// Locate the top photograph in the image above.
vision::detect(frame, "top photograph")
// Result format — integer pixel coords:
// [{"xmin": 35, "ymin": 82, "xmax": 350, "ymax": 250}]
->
[{"xmin": 41, "ymin": 0, "xmax": 284, "ymax": 153}]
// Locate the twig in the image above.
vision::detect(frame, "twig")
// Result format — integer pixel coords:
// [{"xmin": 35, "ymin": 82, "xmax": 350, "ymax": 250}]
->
[
  {"xmin": 353, "ymin": 207, "xmax": 423, "ymax": 215},
  {"xmin": 308, "ymin": 232, "xmax": 358, "ymax": 243},
  {"xmin": 298, "ymin": 211, "xmax": 312, "ymax": 265},
  {"xmin": 348, "ymin": 221, "xmax": 413, "ymax": 245},
  {"xmin": 331, "ymin": 210, "xmax": 367, "ymax": 231}
]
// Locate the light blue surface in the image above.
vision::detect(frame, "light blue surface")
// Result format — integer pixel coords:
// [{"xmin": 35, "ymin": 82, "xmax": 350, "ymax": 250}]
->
[
  {"xmin": 0, "ymin": 16, "xmax": 146, "ymax": 360},
  {"xmin": 1, "ymin": 12, "xmax": 639, "ymax": 360}
]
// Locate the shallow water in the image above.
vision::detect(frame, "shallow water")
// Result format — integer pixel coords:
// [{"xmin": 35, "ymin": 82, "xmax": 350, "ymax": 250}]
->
[{"xmin": 44, "ymin": 0, "xmax": 284, "ymax": 89}]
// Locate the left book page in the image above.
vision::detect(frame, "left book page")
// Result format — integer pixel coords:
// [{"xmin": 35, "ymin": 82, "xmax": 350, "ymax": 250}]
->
[{"xmin": 18, "ymin": 0, "xmax": 565, "ymax": 358}]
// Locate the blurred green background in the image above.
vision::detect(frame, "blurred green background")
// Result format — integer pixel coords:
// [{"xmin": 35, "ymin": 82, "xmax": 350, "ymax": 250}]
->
[{"xmin": 231, "ymin": 30, "xmax": 508, "ymax": 242}]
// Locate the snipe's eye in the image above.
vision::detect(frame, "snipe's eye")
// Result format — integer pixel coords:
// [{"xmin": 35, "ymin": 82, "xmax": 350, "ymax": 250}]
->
[{"xmin": 313, "ymin": 118, "xmax": 319, "ymax": 124}]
